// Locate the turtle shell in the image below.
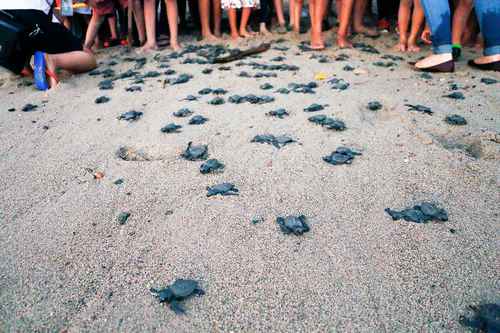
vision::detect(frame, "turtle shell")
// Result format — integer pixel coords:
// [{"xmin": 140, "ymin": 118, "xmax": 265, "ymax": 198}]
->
[{"xmin": 170, "ymin": 279, "xmax": 199, "ymax": 299}]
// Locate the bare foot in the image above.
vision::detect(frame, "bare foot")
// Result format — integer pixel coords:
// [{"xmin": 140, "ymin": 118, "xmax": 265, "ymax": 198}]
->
[
  {"xmin": 44, "ymin": 54, "xmax": 59, "ymax": 89},
  {"xmin": 311, "ymin": 31, "xmax": 324, "ymax": 50},
  {"xmin": 394, "ymin": 39, "xmax": 407, "ymax": 52},
  {"xmin": 415, "ymin": 53, "xmax": 452, "ymax": 69},
  {"xmin": 231, "ymin": 32, "xmax": 240, "ymax": 41},
  {"xmin": 337, "ymin": 35, "xmax": 352, "ymax": 48},
  {"xmin": 260, "ymin": 24, "xmax": 271, "ymax": 36},
  {"xmin": 170, "ymin": 40, "xmax": 182, "ymax": 51},
  {"xmin": 407, "ymin": 43, "xmax": 421, "ymax": 52},
  {"xmin": 201, "ymin": 33, "xmax": 219, "ymax": 42},
  {"xmin": 239, "ymin": 29, "xmax": 255, "ymax": 38},
  {"xmin": 472, "ymin": 54, "xmax": 500, "ymax": 64},
  {"xmin": 214, "ymin": 29, "xmax": 222, "ymax": 38},
  {"xmin": 139, "ymin": 42, "xmax": 159, "ymax": 53},
  {"xmin": 353, "ymin": 25, "xmax": 379, "ymax": 37}
]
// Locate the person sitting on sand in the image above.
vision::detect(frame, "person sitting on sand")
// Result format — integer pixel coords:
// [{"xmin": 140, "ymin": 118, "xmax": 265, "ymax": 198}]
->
[
  {"xmin": 395, "ymin": 0, "xmax": 425, "ymax": 52},
  {"xmin": 141, "ymin": 0, "xmax": 181, "ymax": 52},
  {"xmin": 222, "ymin": 0, "xmax": 259, "ymax": 40},
  {"xmin": 0, "ymin": 0, "xmax": 97, "ymax": 90},
  {"xmin": 416, "ymin": 0, "xmax": 500, "ymax": 72}
]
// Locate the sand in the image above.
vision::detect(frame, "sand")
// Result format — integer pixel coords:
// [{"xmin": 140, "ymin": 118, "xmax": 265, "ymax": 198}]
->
[{"xmin": 0, "ymin": 32, "xmax": 499, "ymax": 332}]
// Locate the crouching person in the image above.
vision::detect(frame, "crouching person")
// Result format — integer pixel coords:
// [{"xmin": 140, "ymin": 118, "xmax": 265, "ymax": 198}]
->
[{"xmin": 0, "ymin": 0, "xmax": 97, "ymax": 90}]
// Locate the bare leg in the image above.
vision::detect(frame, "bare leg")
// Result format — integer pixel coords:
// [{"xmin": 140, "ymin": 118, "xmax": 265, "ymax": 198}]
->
[
  {"xmin": 227, "ymin": 8, "xmax": 239, "ymax": 40},
  {"xmin": 289, "ymin": 0, "xmax": 295, "ymax": 26},
  {"xmin": 395, "ymin": 0, "xmax": 412, "ymax": 52},
  {"xmin": 353, "ymin": 0, "xmax": 377, "ymax": 36},
  {"xmin": 45, "ymin": 51, "xmax": 97, "ymax": 88},
  {"xmin": 140, "ymin": 0, "xmax": 159, "ymax": 52},
  {"xmin": 240, "ymin": 7, "xmax": 255, "ymax": 37},
  {"xmin": 164, "ymin": 0, "xmax": 181, "ymax": 50},
  {"xmin": 407, "ymin": 0, "xmax": 424, "ymax": 52},
  {"xmin": 293, "ymin": 0, "xmax": 303, "ymax": 33},
  {"xmin": 107, "ymin": 16, "xmax": 118, "ymax": 40},
  {"xmin": 337, "ymin": 0, "xmax": 354, "ymax": 47},
  {"xmin": 200, "ymin": 0, "xmax": 217, "ymax": 40},
  {"xmin": 273, "ymin": 0, "xmax": 286, "ymax": 27},
  {"xmin": 451, "ymin": 0, "xmax": 473, "ymax": 45},
  {"xmin": 310, "ymin": 0, "xmax": 325, "ymax": 48},
  {"xmin": 213, "ymin": 0, "xmax": 222, "ymax": 36},
  {"xmin": 83, "ymin": 12, "xmax": 105, "ymax": 51},
  {"xmin": 133, "ymin": 0, "xmax": 146, "ymax": 44}
]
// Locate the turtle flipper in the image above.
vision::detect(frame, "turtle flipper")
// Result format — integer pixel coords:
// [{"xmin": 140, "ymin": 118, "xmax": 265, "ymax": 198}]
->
[{"xmin": 169, "ymin": 300, "xmax": 186, "ymax": 314}]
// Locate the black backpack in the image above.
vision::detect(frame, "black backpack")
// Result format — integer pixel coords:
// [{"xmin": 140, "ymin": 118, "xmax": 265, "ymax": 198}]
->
[{"xmin": 0, "ymin": 10, "xmax": 27, "ymax": 74}]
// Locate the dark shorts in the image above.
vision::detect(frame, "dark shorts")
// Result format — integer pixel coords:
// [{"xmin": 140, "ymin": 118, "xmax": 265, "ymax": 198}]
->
[{"xmin": 5, "ymin": 9, "xmax": 83, "ymax": 61}]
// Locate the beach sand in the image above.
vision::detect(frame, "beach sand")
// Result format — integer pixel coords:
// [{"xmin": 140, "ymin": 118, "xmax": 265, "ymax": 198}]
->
[{"xmin": 0, "ymin": 32, "xmax": 499, "ymax": 332}]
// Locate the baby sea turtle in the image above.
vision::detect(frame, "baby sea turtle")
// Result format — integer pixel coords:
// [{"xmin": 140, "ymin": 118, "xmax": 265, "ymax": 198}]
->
[
  {"xmin": 206, "ymin": 183, "xmax": 239, "ymax": 197},
  {"xmin": 22, "ymin": 103, "xmax": 38, "ymax": 112},
  {"xmin": 198, "ymin": 88, "xmax": 212, "ymax": 95},
  {"xmin": 170, "ymin": 74, "xmax": 193, "ymax": 85},
  {"xmin": 118, "ymin": 111, "xmax": 143, "ymax": 121},
  {"xmin": 373, "ymin": 61, "xmax": 396, "ymax": 68},
  {"xmin": 323, "ymin": 147, "xmax": 361, "ymax": 165},
  {"xmin": 116, "ymin": 146, "xmax": 151, "ymax": 161},
  {"xmin": 200, "ymin": 159, "xmax": 225, "ymax": 174},
  {"xmin": 95, "ymin": 96, "xmax": 111, "ymax": 104},
  {"xmin": 181, "ymin": 142, "xmax": 208, "ymax": 161},
  {"xmin": 182, "ymin": 95, "xmax": 198, "ymax": 101},
  {"xmin": 173, "ymin": 108, "xmax": 193, "ymax": 117},
  {"xmin": 202, "ymin": 68, "xmax": 213, "ymax": 74},
  {"xmin": 267, "ymin": 108, "xmax": 289, "ymax": 118},
  {"xmin": 343, "ymin": 64, "xmax": 355, "ymax": 71},
  {"xmin": 367, "ymin": 101, "xmax": 382, "ymax": 111},
  {"xmin": 304, "ymin": 103, "xmax": 326, "ymax": 112},
  {"xmin": 228, "ymin": 95, "xmax": 245, "ymax": 104},
  {"xmin": 251, "ymin": 134, "xmax": 295, "ymax": 149},
  {"xmin": 117, "ymin": 212, "xmax": 130, "ymax": 225},
  {"xmin": 480, "ymin": 77, "xmax": 497, "ymax": 85},
  {"xmin": 189, "ymin": 115, "xmax": 208, "ymax": 125},
  {"xmin": 164, "ymin": 69, "xmax": 176, "ymax": 75},
  {"xmin": 98, "ymin": 79, "xmax": 114, "ymax": 90},
  {"xmin": 142, "ymin": 71, "xmax": 161, "ymax": 78},
  {"xmin": 212, "ymin": 88, "xmax": 227, "ymax": 95},
  {"xmin": 405, "ymin": 104, "xmax": 433, "ymax": 115},
  {"xmin": 322, "ymin": 118, "xmax": 346, "ymax": 131},
  {"xmin": 150, "ymin": 279, "xmax": 205, "ymax": 314},
  {"xmin": 276, "ymin": 215, "xmax": 310, "ymax": 235},
  {"xmin": 238, "ymin": 71, "xmax": 251, "ymax": 78},
  {"xmin": 260, "ymin": 83, "xmax": 273, "ymax": 90},
  {"xmin": 459, "ymin": 303, "xmax": 500, "ymax": 332},
  {"xmin": 443, "ymin": 91, "xmax": 465, "ymax": 100},
  {"xmin": 208, "ymin": 97, "xmax": 225, "ymax": 105},
  {"xmin": 161, "ymin": 123, "xmax": 182, "ymax": 133},
  {"xmin": 385, "ymin": 202, "xmax": 448, "ymax": 223},
  {"xmin": 328, "ymin": 78, "xmax": 349, "ymax": 90},
  {"xmin": 445, "ymin": 114, "xmax": 467, "ymax": 125},
  {"xmin": 125, "ymin": 86, "xmax": 142, "ymax": 92},
  {"xmin": 275, "ymin": 88, "xmax": 290, "ymax": 94}
]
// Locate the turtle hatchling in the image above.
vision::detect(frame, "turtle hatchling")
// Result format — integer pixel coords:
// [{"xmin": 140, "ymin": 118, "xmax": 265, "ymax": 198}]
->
[
  {"xmin": 181, "ymin": 142, "xmax": 208, "ymax": 161},
  {"xmin": 323, "ymin": 147, "xmax": 362, "ymax": 165},
  {"xmin": 445, "ymin": 114, "xmax": 467, "ymax": 125},
  {"xmin": 174, "ymin": 108, "xmax": 193, "ymax": 117},
  {"xmin": 304, "ymin": 103, "xmax": 326, "ymax": 112},
  {"xmin": 161, "ymin": 123, "xmax": 182, "ymax": 133},
  {"xmin": 118, "ymin": 111, "xmax": 143, "ymax": 121},
  {"xmin": 200, "ymin": 159, "xmax": 225, "ymax": 174},
  {"xmin": 267, "ymin": 108, "xmax": 289, "ymax": 118},
  {"xmin": 385, "ymin": 202, "xmax": 448, "ymax": 223},
  {"xmin": 150, "ymin": 279, "xmax": 205, "ymax": 314},
  {"xmin": 206, "ymin": 183, "xmax": 239, "ymax": 197},
  {"xmin": 276, "ymin": 215, "xmax": 310, "ymax": 235},
  {"xmin": 189, "ymin": 115, "xmax": 208, "ymax": 125}
]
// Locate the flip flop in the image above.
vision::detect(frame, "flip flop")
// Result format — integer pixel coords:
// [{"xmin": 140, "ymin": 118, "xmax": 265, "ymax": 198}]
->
[{"xmin": 33, "ymin": 51, "xmax": 49, "ymax": 91}]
